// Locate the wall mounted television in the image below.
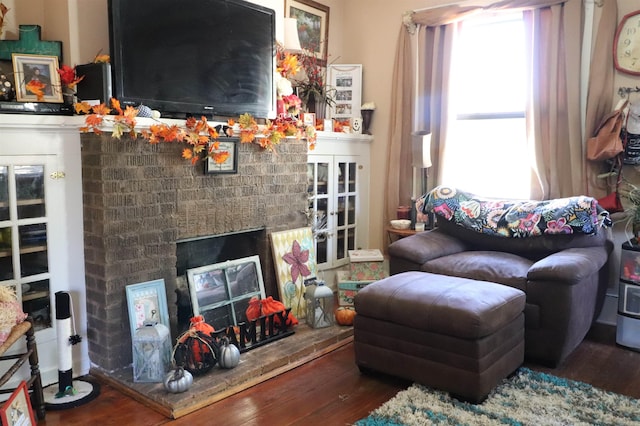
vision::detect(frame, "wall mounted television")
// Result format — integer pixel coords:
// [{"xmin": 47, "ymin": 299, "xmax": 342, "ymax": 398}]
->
[{"xmin": 108, "ymin": 0, "xmax": 276, "ymax": 119}]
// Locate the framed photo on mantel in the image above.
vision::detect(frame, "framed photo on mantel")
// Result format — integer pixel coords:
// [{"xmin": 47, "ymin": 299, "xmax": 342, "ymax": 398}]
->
[
  {"xmin": 327, "ymin": 64, "xmax": 362, "ymax": 121},
  {"xmin": 11, "ymin": 53, "xmax": 63, "ymax": 103}
]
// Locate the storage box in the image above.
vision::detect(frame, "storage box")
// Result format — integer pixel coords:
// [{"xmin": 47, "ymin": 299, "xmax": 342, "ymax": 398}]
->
[
  {"xmin": 337, "ymin": 270, "xmax": 374, "ymax": 307},
  {"xmin": 348, "ymin": 249, "xmax": 386, "ymax": 281}
]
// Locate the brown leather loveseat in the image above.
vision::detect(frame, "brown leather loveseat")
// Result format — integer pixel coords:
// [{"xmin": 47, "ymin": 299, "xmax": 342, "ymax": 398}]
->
[{"xmin": 388, "ymin": 186, "xmax": 613, "ymax": 366}]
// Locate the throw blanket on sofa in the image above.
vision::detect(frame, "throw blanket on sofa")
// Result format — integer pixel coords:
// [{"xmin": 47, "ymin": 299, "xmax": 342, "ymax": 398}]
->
[{"xmin": 419, "ymin": 186, "xmax": 605, "ymax": 237}]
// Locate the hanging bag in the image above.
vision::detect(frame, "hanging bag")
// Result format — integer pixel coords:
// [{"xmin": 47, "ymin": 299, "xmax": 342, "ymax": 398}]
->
[
  {"xmin": 597, "ymin": 166, "xmax": 624, "ymax": 213},
  {"xmin": 587, "ymin": 101, "xmax": 628, "ymax": 161}
]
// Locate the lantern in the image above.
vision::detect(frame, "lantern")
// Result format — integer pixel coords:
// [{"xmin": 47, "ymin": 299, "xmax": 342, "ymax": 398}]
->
[
  {"xmin": 305, "ymin": 280, "xmax": 334, "ymax": 329},
  {"xmin": 132, "ymin": 321, "xmax": 172, "ymax": 383}
]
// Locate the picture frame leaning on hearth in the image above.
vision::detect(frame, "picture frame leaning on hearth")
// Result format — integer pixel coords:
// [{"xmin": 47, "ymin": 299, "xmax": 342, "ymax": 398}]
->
[{"xmin": 125, "ymin": 279, "xmax": 170, "ymax": 341}]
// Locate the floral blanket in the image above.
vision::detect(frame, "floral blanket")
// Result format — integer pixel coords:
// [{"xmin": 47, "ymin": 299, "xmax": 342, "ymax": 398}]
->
[{"xmin": 417, "ymin": 186, "xmax": 606, "ymax": 237}]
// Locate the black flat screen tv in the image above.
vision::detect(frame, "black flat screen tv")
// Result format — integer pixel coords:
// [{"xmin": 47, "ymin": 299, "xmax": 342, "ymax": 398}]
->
[{"xmin": 108, "ymin": 0, "xmax": 276, "ymax": 119}]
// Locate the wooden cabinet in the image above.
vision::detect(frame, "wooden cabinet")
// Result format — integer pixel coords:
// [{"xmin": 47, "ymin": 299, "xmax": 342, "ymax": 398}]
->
[
  {"xmin": 0, "ymin": 114, "xmax": 89, "ymax": 387},
  {"xmin": 307, "ymin": 132, "xmax": 372, "ymax": 271}
]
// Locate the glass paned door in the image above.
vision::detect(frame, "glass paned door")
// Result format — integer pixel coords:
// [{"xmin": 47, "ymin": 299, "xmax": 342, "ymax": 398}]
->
[
  {"xmin": 308, "ymin": 155, "xmax": 359, "ymax": 269},
  {"xmin": 334, "ymin": 159, "xmax": 357, "ymax": 265},
  {"xmin": 0, "ymin": 161, "xmax": 52, "ymax": 331},
  {"xmin": 307, "ymin": 160, "xmax": 332, "ymax": 267}
]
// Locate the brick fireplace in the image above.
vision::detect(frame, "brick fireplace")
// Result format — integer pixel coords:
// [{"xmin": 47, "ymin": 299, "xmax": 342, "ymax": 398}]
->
[{"xmin": 80, "ymin": 133, "xmax": 308, "ymax": 372}]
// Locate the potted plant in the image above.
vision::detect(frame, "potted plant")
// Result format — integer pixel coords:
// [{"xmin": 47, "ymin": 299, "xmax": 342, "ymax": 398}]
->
[{"xmin": 294, "ymin": 49, "xmax": 335, "ymax": 120}]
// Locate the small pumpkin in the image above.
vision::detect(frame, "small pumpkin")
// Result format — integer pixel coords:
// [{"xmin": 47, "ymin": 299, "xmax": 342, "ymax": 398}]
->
[
  {"xmin": 218, "ymin": 337, "xmax": 240, "ymax": 369},
  {"xmin": 335, "ymin": 307, "xmax": 357, "ymax": 326},
  {"xmin": 163, "ymin": 366, "xmax": 193, "ymax": 394}
]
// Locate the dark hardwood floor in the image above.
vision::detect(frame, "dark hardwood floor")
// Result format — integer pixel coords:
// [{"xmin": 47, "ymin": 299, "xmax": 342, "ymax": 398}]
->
[{"xmin": 40, "ymin": 326, "xmax": 640, "ymax": 425}]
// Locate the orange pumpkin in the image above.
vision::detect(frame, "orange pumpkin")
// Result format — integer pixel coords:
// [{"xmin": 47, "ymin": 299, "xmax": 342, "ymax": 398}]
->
[{"xmin": 335, "ymin": 307, "xmax": 357, "ymax": 326}]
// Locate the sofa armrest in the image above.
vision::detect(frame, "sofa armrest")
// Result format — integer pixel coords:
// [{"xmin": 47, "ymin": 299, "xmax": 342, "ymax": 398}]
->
[
  {"xmin": 527, "ymin": 246, "xmax": 609, "ymax": 284},
  {"xmin": 388, "ymin": 229, "xmax": 469, "ymax": 267}
]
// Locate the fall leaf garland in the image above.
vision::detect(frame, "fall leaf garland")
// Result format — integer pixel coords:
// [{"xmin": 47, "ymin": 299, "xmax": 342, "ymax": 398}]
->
[{"xmin": 78, "ymin": 98, "xmax": 317, "ymax": 165}]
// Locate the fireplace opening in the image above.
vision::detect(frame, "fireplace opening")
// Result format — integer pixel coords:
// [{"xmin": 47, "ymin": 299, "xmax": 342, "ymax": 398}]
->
[{"xmin": 175, "ymin": 228, "xmax": 267, "ymax": 332}]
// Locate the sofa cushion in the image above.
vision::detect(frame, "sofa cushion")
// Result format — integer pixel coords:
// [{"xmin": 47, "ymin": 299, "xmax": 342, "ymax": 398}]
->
[
  {"xmin": 355, "ymin": 271, "xmax": 525, "ymax": 340},
  {"xmin": 435, "ymin": 218, "xmax": 610, "ymax": 259},
  {"xmin": 422, "ymin": 251, "xmax": 532, "ymax": 291}
]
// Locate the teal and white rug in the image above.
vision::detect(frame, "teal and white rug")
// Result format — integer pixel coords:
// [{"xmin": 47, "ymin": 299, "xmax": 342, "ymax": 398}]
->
[{"xmin": 356, "ymin": 368, "xmax": 640, "ymax": 425}]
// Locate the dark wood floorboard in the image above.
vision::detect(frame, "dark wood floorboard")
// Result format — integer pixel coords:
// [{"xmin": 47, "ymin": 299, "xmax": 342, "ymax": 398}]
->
[{"xmin": 39, "ymin": 327, "xmax": 640, "ymax": 425}]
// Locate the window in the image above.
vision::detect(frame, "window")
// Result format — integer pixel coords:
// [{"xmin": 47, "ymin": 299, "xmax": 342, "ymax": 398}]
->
[
  {"xmin": 442, "ymin": 13, "xmax": 530, "ymax": 199},
  {"xmin": 186, "ymin": 255, "xmax": 267, "ymax": 331}
]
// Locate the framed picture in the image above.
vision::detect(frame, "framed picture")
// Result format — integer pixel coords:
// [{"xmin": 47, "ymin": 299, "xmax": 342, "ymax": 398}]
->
[
  {"xmin": 0, "ymin": 381, "xmax": 35, "ymax": 426},
  {"xmin": 11, "ymin": 53, "xmax": 63, "ymax": 103},
  {"xmin": 186, "ymin": 255, "xmax": 266, "ymax": 330},
  {"xmin": 205, "ymin": 137, "xmax": 238, "ymax": 174},
  {"xmin": 270, "ymin": 227, "xmax": 318, "ymax": 319},
  {"xmin": 125, "ymin": 279, "xmax": 170, "ymax": 339},
  {"xmin": 327, "ymin": 64, "xmax": 362, "ymax": 121},
  {"xmin": 286, "ymin": 0, "xmax": 330, "ymax": 64}
]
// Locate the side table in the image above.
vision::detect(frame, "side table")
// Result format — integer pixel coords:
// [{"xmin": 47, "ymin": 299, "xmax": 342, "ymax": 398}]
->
[{"xmin": 386, "ymin": 226, "xmax": 417, "ymax": 243}]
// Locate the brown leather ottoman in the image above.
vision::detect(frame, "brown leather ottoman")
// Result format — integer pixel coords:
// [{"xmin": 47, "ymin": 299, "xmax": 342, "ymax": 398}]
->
[{"xmin": 354, "ymin": 271, "xmax": 525, "ymax": 403}]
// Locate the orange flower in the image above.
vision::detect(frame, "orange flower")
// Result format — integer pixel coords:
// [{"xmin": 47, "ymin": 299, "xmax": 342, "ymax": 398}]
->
[{"xmin": 57, "ymin": 64, "xmax": 85, "ymax": 89}]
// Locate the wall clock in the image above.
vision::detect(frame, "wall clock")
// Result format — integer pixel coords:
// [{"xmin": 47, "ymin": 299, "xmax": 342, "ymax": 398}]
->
[{"xmin": 614, "ymin": 10, "xmax": 640, "ymax": 76}]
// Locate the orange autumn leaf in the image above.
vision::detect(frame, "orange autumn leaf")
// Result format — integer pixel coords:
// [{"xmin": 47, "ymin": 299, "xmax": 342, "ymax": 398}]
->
[
  {"xmin": 110, "ymin": 98, "xmax": 122, "ymax": 115},
  {"xmin": 194, "ymin": 117, "xmax": 209, "ymax": 133},
  {"xmin": 25, "ymin": 80, "xmax": 46, "ymax": 100},
  {"xmin": 151, "ymin": 124, "xmax": 182, "ymax": 142},
  {"xmin": 207, "ymin": 126, "xmax": 219, "ymax": 139},
  {"xmin": 94, "ymin": 54, "xmax": 110, "ymax": 63},
  {"xmin": 192, "ymin": 144, "xmax": 206, "ymax": 155},
  {"xmin": 85, "ymin": 114, "xmax": 104, "ymax": 128},
  {"xmin": 185, "ymin": 117, "xmax": 197, "ymax": 129},
  {"xmin": 182, "ymin": 148, "xmax": 193, "ymax": 160},
  {"xmin": 92, "ymin": 103, "xmax": 111, "ymax": 116},
  {"xmin": 277, "ymin": 53, "xmax": 300, "ymax": 78},
  {"xmin": 239, "ymin": 130, "xmax": 255, "ymax": 144},
  {"xmin": 183, "ymin": 132, "xmax": 201, "ymax": 146},
  {"xmin": 211, "ymin": 141, "xmax": 220, "ymax": 151},
  {"xmin": 211, "ymin": 151, "xmax": 230, "ymax": 164},
  {"xmin": 123, "ymin": 105, "xmax": 138, "ymax": 119},
  {"xmin": 75, "ymin": 102, "xmax": 92, "ymax": 115}
]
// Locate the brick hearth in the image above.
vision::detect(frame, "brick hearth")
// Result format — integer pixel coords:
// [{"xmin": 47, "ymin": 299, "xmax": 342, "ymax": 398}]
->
[
  {"xmin": 81, "ymin": 133, "xmax": 309, "ymax": 372},
  {"xmin": 91, "ymin": 323, "xmax": 353, "ymax": 419}
]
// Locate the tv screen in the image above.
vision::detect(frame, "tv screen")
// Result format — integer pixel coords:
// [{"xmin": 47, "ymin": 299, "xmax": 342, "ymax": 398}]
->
[{"xmin": 108, "ymin": 0, "xmax": 275, "ymax": 119}]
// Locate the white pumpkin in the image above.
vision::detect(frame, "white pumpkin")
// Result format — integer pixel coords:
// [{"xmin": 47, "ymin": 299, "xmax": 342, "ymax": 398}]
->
[
  {"xmin": 163, "ymin": 366, "xmax": 193, "ymax": 393},
  {"xmin": 218, "ymin": 338, "xmax": 240, "ymax": 369}
]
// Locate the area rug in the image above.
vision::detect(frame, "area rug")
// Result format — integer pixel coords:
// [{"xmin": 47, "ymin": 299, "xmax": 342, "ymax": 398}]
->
[{"xmin": 356, "ymin": 368, "xmax": 640, "ymax": 426}]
